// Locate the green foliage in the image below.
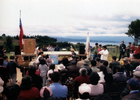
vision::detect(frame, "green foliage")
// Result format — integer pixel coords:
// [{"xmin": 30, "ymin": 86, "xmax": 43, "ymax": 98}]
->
[
  {"xmin": 125, "ymin": 19, "xmax": 140, "ymax": 44},
  {"xmin": 5, "ymin": 36, "xmax": 14, "ymax": 52}
]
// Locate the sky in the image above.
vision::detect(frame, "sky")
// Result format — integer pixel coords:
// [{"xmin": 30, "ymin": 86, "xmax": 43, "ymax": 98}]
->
[{"xmin": 0, "ymin": 0, "xmax": 140, "ymax": 37}]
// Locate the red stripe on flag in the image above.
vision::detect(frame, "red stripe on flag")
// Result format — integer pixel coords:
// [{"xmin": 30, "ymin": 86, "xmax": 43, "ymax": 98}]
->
[{"xmin": 19, "ymin": 18, "xmax": 24, "ymax": 51}]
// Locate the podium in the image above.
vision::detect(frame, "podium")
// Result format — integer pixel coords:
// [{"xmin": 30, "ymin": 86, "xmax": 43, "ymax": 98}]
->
[{"xmin": 23, "ymin": 39, "xmax": 36, "ymax": 54}]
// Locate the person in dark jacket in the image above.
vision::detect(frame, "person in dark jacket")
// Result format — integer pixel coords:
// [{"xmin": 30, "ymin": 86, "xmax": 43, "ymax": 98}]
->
[
  {"xmin": 6, "ymin": 55, "xmax": 20, "ymax": 85},
  {"xmin": 122, "ymin": 78, "xmax": 140, "ymax": 100},
  {"xmin": 118, "ymin": 41, "xmax": 126, "ymax": 61}
]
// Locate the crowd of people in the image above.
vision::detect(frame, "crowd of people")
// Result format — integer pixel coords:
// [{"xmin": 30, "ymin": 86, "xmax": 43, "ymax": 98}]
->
[{"xmin": 0, "ymin": 41, "xmax": 140, "ymax": 100}]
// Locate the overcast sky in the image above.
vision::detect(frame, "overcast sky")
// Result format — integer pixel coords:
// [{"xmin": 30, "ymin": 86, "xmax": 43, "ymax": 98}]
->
[{"xmin": 0, "ymin": 0, "xmax": 140, "ymax": 37}]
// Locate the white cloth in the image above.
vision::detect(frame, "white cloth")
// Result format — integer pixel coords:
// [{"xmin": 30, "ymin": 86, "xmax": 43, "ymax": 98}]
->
[
  {"xmin": 88, "ymin": 83, "xmax": 104, "ymax": 96},
  {"xmin": 36, "ymin": 55, "xmax": 42, "ymax": 63},
  {"xmin": 99, "ymin": 49, "xmax": 109, "ymax": 60},
  {"xmin": 97, "ymin": 71, "xmax": 105, "ymax": 83}
]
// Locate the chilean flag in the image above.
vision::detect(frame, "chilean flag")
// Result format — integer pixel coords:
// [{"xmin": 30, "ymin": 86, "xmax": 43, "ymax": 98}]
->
[{"xmin": 19, "ymin": 18, "xmax": 24, "ymax": 51}]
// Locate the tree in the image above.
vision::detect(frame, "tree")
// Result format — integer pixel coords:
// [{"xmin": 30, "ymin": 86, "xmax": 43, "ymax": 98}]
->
[
  {"xmin": 5, "ymin": 36, "xmax": 13, "ymax": 52},
  {"xmin": 125, "ymin": 19, "xmax": 140, "ymax": 45}
]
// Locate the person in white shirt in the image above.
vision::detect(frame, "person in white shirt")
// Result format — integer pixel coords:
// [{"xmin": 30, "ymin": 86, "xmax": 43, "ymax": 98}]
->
[{"xmin": 99, "ymin": 46, "xmax": 109, "ymax": 61}]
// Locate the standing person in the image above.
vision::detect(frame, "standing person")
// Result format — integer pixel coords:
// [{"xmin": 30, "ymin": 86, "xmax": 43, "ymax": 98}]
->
[
  {"xmin": 134, "ymin": 45, "xmax": 140, "ymax": 58},
  {"xmin": 3, "ymin": 55, "xmax": 8, "ymax": 67},
  {"xmin": 6, "ymin": 55, "xmax": 20, "ymax": 85},
  {"xmin": 99, "ymin": 46, "xmax": 109, "ymax": 61},
  {"xmin": 54, "ymin": 45, "xmax": 60, "ymax": 51},
  {"xmin": 97, "ymin": 44, "xmax": 102, "ymax": 58},
  {"xmin": 38, "ymin": 58, "xmax": 49, "ymax": 86},
  {"xmin": 20, "ymin": 56, "xmax": 30, "ymax": 77},
  {"xmin": 126, "ymin": 42, "xmax": 131, "ymax": 57},
  {"xmin": 131, "ymin": 43, "xmax": 135, "ymax": 53},
  {"xmin": 118, "ymin": 41, "xmax": 126, "ymax": 61},
  {"xmin": 71, "ymin": 49, "xmax": 76, "ymax": 57},
  {"xmin": 92, "ymin": 43, "xmax": 98, "ymax": 60}
]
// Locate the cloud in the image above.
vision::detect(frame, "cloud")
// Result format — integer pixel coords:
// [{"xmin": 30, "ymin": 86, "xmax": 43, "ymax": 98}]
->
[
  {"xmin": 0, "ymin": 0, "xmax": 140, "ymax": 37},
  {"xmin": 122, "ymin": 15, "xmax": 131, "ymax": 20}
]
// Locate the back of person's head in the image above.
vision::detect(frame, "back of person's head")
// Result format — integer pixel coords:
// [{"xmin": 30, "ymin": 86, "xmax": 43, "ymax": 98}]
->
[
  {"xmin": 38, "ymin": 51, "xmax": 43, "ymax": 55},
  {"xmin": 3, "ymin": 55, "xmax": 8, "ymax": 60},
  {"xmin": 94, "ymin": 94, "xmax": 112, "ymax": 100},
  {"xmin": 91, "ymin": 60, "xmax": 96, "ymax": 67},
  {"xmin": 96, "ymin": 57, "xmax": 100, "ymax": 62},
  {"xmin": 133, "ymin": 54, "xmax": 139, "ymax": 59},
  {"xmin": 90, "ymin": 72, "xmax": 100, "ymax": 85},
  {"xmin": 100, "ymin": 60, "xmax": 104, "ymax": 63},
  {"xmin": 0, "ymin": 58, "xmax": 3, "ymax": 65},
  {"xmin": 10, "ymin": 55, "xmax": 15, "ymax": 59},
  {"xmin": 61, "ymin": 57, "xmax": 69, "ymax": 64},
  {"xmin": 51, "ymin": 72, "xmax": 60, "ymax": 82},
  {"xmin": 112, "ymin": 56, "xmax": 116, "ymax": 61},
  {"xmin": 116, "ymin": 65, "xmax": 124, "ymax": 72},
  {"xmin": 39, "ymin": 58, "xmax": 46, "ymax": 65},
  {"xmin": 20, "ymin": 75, "xmax": 32, "ymax": 91},
  {"xmin": 127, "ymin": 78, "xmax": 139, "ymax": 90},
  {"xmin": 70, "ymin": 60, "xmax": 77, "ymax": 65},
  {"xmin": 28, "ymin": 66, "xmax": 36, "ymax": 76},
  {"xmin": 49, "ymin": 64, "xmax": 55, "ymax": 70},
  {"xmin": 103, "ymin": 60, "xmax": 108, "ymax": 67},
  {"xmin": 78, "ymin": 83, "xmax": 91, "ymax": 99},
  {"xmin": 5, "ymin": 84, "xmax": 20, "ymax": 100},
  {"xmin": 45, "ymin": 54, "xmax": 49, "ymax": 59},
  {"xmin": 60, "ymin": 69, "xmax": 68, "ymax": 83},
  {"xmin": 100, "ymin": 65, "xmax": 107, "ymax": 75},
  {"xmin": 79, "ymin": 68, "xmax": 88, "ymax": 76},
  {"xmin": 104, "ymin": 73, "xmax": 113, "ymax": 83},
  {"xmin": 24, "ymin": 56, "xmax": 29, "ymax": 61}
]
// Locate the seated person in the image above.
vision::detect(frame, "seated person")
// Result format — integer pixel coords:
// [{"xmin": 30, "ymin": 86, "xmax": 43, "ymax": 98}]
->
[
  {"xmin": 122, "ymin": 78, "xmax": 140, "ymax": 100},
  {"xmin": 76, "ymin": 83, "xmax": 91, "ymax": 100},
  {"xmin": 49, "ymin": 72, "xmax": 68, "ymax": 98},
  {"xmin": 88, "ymin": 72, "xmax": 104, "ymax": 96}
]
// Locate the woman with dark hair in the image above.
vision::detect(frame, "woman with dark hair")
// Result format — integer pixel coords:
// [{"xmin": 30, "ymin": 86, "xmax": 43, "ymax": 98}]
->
[
  {"xmin": 88, "ymin": 72, "xmax": 104, "ymax": 96},
  {"xmin": 98, "ymin": 65, "xmax": 107, "ymax": 83},
  {"xmin": 60, "ymin": 69, "xmax": 74, "ymax": 99},
  {"xmin": 38, "ymin": 58, "xmax": 49, "ymax": 86},
  {"xmin": 103, "ymin": 73, "xmax": 117, "ymax": 94},
  {"xmin": 18, "ymin": 75, "xmax": 40, "ymax": 100},
  {"xmin": 28, "ymin": 66, "xmax": 43, "ymax": 91},
  {"xmin": 45, "ymin": 54, "xmax": 53, "ymax": 67},
  {"xmin": 61, "ymin": 57, "xmax": 70, "ymax": 68}
]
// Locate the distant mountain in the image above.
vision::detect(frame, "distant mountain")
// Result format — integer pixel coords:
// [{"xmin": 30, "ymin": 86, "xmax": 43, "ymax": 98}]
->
[{"xmin": 50, "ymin": 36, "xmax": 134, "ymax": 43}]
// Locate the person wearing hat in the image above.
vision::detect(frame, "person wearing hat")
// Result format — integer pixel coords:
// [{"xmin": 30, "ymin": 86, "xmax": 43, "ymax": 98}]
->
[
  {"xmin": 58, "ymin": 64, "xmax": 65, "ymax": 72},
  {"xmin": 6, "ymin": 55, "xmax": 20, "ymax": 85},
  {"xmin": 71, "ymin": 49, "xmax": 76, "ymax": 57},
  {"xmin": 91, "ymin": 43, "xmax": 98, "ymax": 60},
  {"xmin": 118, "ymin": 41, "xmax": 126, "ymax": 61},
  {"xmin": 122, "ymin": 78, "xmax": 140, "ymax": 100},
  {"xmin": 76, "ymin": 83, "xmax": 91, "ymax": 100},
  {"xmin": 81, "ymin": 59, "xmax": 92, "ymax": 76},
  {"xmin": 99, "ymin": 46, "xmax": 109, "ymax": 61},
  {"xmin": 122, "ymin": 71, "xmax": 140, "ymax": 97}
]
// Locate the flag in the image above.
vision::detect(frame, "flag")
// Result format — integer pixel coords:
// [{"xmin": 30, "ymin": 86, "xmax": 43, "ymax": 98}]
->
[
  {"xmin": 86, "ymin": 32, "xmax": 90, "ymax": 59},
  {"xmin": 19, "ymin": 18, "xmax": 24, "ymax": 51}
]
